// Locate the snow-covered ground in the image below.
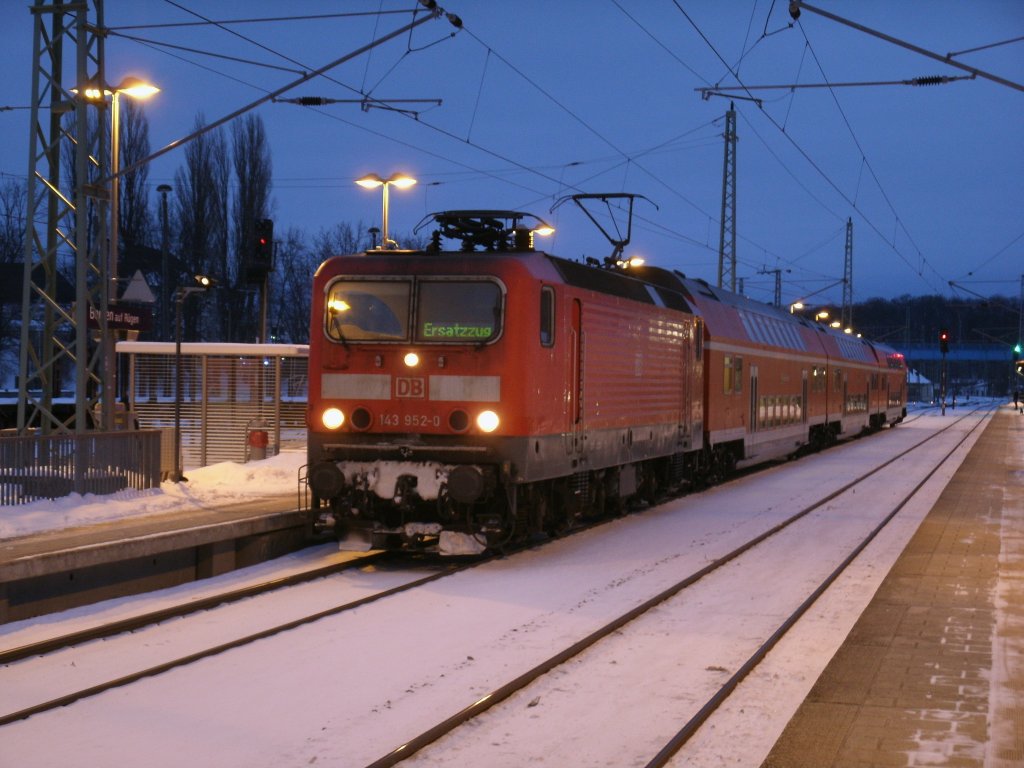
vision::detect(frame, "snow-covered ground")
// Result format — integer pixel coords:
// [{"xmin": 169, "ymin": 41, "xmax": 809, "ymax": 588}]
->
[
  {"xmin": 0, "ymin": 449, "xmax": 305, "ymax": 541},
  {"xmin": 0, "ymin": 406, "xmax": 1016, "ymax": 767}
]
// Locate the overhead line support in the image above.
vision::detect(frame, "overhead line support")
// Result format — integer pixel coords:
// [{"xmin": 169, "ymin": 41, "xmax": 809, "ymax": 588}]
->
[{"xmin": 789, "ymin": 1, "xmax": 1024, "ymax": 93}]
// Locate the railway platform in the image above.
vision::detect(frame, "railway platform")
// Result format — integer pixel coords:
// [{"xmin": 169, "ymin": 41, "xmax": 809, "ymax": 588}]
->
[
  {"xmin": 763, "ymin": 404, "xmax": 1023, "ymax": 767},
  {"xmin": 0, "ymin": 491, "xmax": 304, "ymax": 623}
]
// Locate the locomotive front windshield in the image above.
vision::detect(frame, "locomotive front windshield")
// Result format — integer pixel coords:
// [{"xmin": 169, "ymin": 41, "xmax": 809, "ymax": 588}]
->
[
  {"xmin": 325, "ymin": 280, "xmax": 410, "ymax": 341},
  {"xmin": 324, "ymin": 278, "xmax": 502, "ymax": 344},
  {"xmin": 415, "ymin": 280, "xmax": 501, "ymax": 343}
]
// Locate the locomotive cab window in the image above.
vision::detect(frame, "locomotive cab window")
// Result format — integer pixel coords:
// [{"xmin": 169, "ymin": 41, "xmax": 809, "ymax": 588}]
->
[
  {"xmin": 325, "ymin": 279, "xmax": 410, "ymax": 341},
  {"xmin": 415, "ymin": 280, "xmax": 503, "ymax": 343},
  {"xmin": 540, "ymin": 286, "xmax": 555, "ymax": 347}
]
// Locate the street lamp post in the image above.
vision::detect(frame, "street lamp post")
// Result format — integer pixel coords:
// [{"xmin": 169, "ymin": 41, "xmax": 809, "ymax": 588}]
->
[
  {"xmin": 158, "ymin": 183, "xmax": 172, "ymax": 341},
  {"xmin": 171, "ymin": 275, "xmax": 214, "ymax": 483},
  {"xmin": 100, "ymin": 77, "xmax": 160, "ymax": 430},
  {"xmin": 355, "ymin": 173, "xmax": 417, "ymax": 249}
]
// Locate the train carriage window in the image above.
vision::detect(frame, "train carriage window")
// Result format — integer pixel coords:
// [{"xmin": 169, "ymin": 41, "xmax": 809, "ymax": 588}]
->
[
  {"xmin": 694, "ymin": 318, "xmax": 704, "ymax": 360},
  {"xmin": 540, "ymin": 286, "xmax": 555, "ymax": 347},
  {"xmin": 416, "ymin": 280, "xmax": 503, "ymax": 343},
  {"xmin": 325, "ymin": 279, "xmax": 410, "ymax": 342},
  {"xmin": 811, "ymin": 366, "xmax": 825, "ymax": 393},
  {"xmin": 724, "ymin": 355, "xmax": 743, "ymax": 395}
]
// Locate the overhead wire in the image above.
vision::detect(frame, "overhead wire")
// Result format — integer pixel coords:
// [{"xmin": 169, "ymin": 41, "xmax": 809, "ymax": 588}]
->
[
  {"xmin": 669, "ymin": 0, "xmax": 949, "ymax": 296},
  {"xmin": 120, "ymin": 1, "xmax": 797, "ymax": 267},
  {"xmin": 794, "ymin": 21, "xmax": 937, "ymax": 285}
]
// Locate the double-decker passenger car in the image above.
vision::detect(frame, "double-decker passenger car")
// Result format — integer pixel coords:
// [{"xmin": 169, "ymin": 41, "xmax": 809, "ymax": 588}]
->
[{"xmin": 665, "ymin": 275, "xmax": 907, "ymax": 475}]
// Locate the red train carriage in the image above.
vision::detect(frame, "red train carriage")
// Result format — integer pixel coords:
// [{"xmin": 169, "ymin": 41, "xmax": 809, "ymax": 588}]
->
[
  {"xmin": 639, "ymin": 272, "xmax": 906, "ymax": 474},
  {"xmin": 874, "ymin": 344, "xmax": 908, "ymax": 425},
  {"xmin": 669, "ymin": 276, "xmax": 837, "ymax": 474},
  {"xmin": 306, "ymin": 212, "xmax": 702, "ymax": 554}
]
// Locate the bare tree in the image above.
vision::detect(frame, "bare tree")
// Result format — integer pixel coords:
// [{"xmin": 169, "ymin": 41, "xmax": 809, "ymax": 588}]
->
[
  {"xmin": 173, "ymin": 114, "xmax": 229, "ymax": 341},
  {"xmin": 118, "ymin": 99, "xmax": 153, "ymax": 254},
  {"xmin": 0, "ymin": 177, "xmax": 25, "ymax": 264},
  {"xmin": 313, "ymin": 221, "xmax": 367, "ymax": 257},
  {"xmin": 268, "ymin": 226, "xmax": 315, "ymax": 344},
  {"xmin": 0, "ymin": 178, "xmax": 27, "ymax": 372},
  {"xmin": 230, "ymin": 114, "xmax": 273, "ymax": 342}
]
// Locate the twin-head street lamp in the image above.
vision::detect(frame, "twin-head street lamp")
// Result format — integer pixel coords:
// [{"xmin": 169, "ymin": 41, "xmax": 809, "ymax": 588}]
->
[{"xmin": 355, "ymin": 173, "xmax": 417, "ymax": 249}]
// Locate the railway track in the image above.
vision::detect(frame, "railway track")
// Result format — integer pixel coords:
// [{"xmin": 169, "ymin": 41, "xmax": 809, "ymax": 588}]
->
[
  {"xmin": 0, "ymin": 407, "xmax": 985, "ymax": 750},
  {"xmin": 0, "ymin": 554, "xmax": 465, "ymax": 727},
  {"xmin": 361, "ymin": 405, "xmax": 993, "ymax": 767},
  {"xmin": 0, "ymin": 551, "xmax": 385, "ymax": 665}
]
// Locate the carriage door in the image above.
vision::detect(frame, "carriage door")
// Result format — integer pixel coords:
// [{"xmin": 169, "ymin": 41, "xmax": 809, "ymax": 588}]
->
[
  {"xmin": 802, "ymin": 370, "xmax": 809, "ymax": 423},
  {"xmin": 749, "ymin": 364, "xmax": 759, "ymax": 432},
  {"xmin": 567, "ymin": 298, "xmax": 583, "ymax": 455}
]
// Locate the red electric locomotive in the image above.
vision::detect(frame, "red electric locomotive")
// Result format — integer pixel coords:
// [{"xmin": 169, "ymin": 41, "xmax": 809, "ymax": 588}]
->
[{"xmin": 306, "ymin": 211, "xmax": 703, "ymax": 554}]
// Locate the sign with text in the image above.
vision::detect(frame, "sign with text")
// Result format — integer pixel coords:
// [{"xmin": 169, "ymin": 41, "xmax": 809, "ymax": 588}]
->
[{"xmin": 87, "ymin": 302, "xmax": 153, "ymax": 332}]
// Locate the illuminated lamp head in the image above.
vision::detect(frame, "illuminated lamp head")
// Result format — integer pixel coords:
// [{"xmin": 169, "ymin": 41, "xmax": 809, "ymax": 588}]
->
[
  {"xmin": 327, "ymin": 298, "xmax": 350, "ymax": 314},
  {"xmin": 476, "ymin": 410, "xmax": 499, "ymax": 433},
  {"xmin": 321, "ymin": 407, "xmax": 345, "ymax": 430}
]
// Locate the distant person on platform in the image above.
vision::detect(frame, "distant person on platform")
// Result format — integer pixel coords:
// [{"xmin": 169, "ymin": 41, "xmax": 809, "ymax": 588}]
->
[{"xmin": 1015, "ymin": 389, "xmax": 1022, "ymax": 413}]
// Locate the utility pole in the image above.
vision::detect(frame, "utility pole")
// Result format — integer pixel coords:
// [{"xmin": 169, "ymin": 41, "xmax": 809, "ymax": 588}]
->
[
  {"xmin": 158, "ymin": 183, "xmax": 172, "ymax": 341},
  {"xmin": 758, "ymin": 267, "xmax": 789, "ymax": 307},
  {"xmin": 18, "ymin": 0, "xmax": 108, "ymax": 434},
  {"xmin": 717, "ymin": 103, "xmax": 737, "ymax": 292},
  {"xmin": 841, "ymin": 218, "xmax": 853, "ymax": 329}
]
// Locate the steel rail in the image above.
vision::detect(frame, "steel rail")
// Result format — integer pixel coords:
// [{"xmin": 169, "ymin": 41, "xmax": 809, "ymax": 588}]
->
[
  {"xmin": 644, "ymin": 404, "xmax": 994, "ymax": 767},
  {"xmin": 0, "ymin": 551, "xmax": 387, "ymax": 665},
  {"xmin": 0, "ymin": 559, "xmax": 467, "ymax": 727},
  {"xmin": 363, "ymin": 406, "xmax": 989, "ymax": 767}
]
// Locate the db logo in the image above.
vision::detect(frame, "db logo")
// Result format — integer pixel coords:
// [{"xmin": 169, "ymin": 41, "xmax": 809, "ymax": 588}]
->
[{"xmin": 395, "ymin": 377, "xmax": 426, "ymax": 398}]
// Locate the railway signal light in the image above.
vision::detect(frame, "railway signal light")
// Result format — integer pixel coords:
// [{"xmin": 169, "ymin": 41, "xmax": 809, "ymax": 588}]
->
[
  {"xmin": 244, "ymin": 219, "xmax": 274, "ymax": 283},
  {"xmin": 254, "ymin": 219, "xmax": 274, "ymax": 267},
  {"xmin": 939, "ymin": 328, "xmax": 950, "ymax": 354}
]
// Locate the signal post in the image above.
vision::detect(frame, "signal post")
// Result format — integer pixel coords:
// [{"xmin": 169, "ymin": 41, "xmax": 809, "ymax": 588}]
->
[{"xmin": 939, "ymin": 328, "xmax": 949, "ymax": 415}]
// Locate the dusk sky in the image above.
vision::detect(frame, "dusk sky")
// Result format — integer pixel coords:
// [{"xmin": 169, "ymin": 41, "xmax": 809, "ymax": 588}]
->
[{"xmin": 1, "ymin": 1, "xmax": 1021, "ymax": 310}]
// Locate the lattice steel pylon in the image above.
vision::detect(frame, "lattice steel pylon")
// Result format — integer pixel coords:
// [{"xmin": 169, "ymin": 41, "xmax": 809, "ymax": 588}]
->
[
  {"xmin": 841, "ymin": 217, "xmax": 853, "ymax": 329},
  {"xmin": 717, "ymin": 104, "xmax": 737, "ymax": 292},
  {"xmin": 18, "ymin": 0, "xmax": 110, "ymax": 434}
]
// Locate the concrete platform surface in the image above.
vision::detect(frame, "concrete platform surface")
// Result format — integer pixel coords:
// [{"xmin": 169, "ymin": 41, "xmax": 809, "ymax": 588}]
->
[{"xmin": 763, "ymin": 406, "xmax": 1023, "ymax": 767}]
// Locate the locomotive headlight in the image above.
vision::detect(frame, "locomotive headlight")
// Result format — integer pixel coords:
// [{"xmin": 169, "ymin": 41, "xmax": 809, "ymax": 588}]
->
[
  {"xmin": 322, "ymin": 407, "xmax": 345, "ymax": 430},
  {"xmin": 404, "ymin": 352, "xmax": 420, "ymax": 367},
  {"xmin": 476, "ymin": 410, "xmax": 500, "ymax": 433}
]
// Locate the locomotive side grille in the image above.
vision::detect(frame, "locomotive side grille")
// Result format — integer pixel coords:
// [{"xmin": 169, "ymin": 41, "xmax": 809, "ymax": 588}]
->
[{"xmin": 570, "ymin": 470, "xmax": 589, "ymax": 498}]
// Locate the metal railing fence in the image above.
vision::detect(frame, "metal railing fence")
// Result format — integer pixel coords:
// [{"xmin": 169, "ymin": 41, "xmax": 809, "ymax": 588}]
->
[{"xmin": 0, "ymin": 429, "xmax": 162, "ymax": 506}]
